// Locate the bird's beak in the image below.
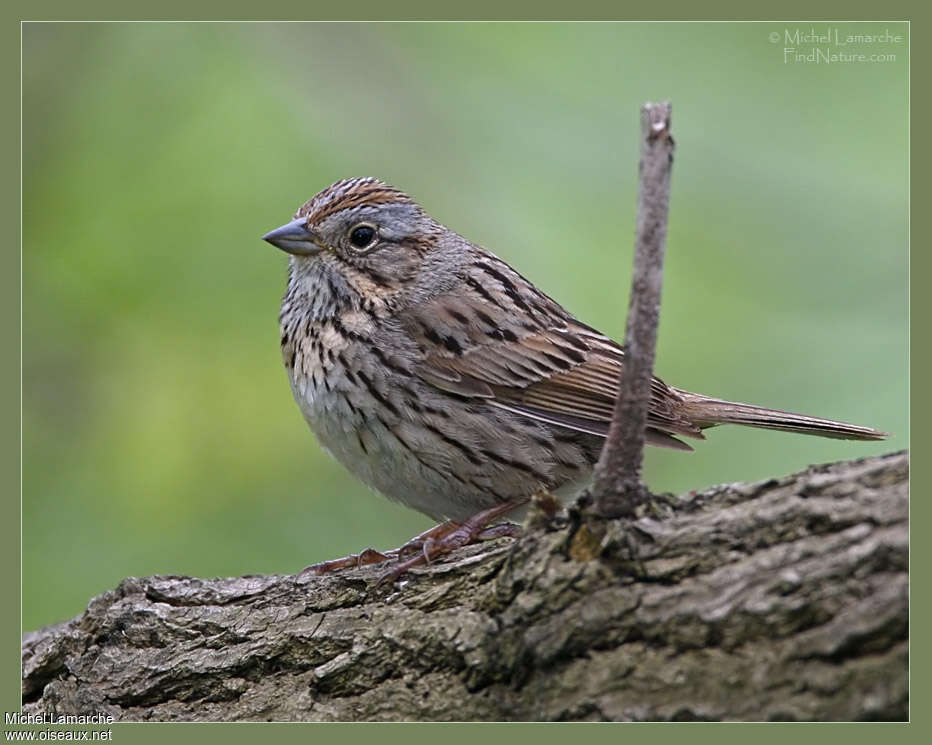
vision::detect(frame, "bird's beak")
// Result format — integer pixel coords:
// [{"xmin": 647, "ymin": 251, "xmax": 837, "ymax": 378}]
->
[{"xmin": 262, "ymin": 218, "xmax": 324, "ymax": 256}]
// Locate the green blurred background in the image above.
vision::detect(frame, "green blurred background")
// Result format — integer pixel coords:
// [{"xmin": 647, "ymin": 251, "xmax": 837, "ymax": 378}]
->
[{"xmin": 23, "ymin": 22, "xmax": 907, "ymax": 630}]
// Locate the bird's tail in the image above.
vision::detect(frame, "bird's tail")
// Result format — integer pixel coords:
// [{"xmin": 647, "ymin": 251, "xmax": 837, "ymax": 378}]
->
[{"xmin": 675, "ymin": 390, "xmax": 888, "ymax": 441}]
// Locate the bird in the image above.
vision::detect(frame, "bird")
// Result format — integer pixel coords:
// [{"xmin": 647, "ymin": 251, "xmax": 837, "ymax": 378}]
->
[{"xmin": 263, "ymin": 177, "xmax": 886, "ymax": 578}]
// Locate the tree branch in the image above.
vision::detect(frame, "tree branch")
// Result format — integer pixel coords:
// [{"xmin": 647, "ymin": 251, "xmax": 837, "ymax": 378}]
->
[
  {"xmin": 22, "ymin": 452, "xmax": 908, "ymax": 722},
  {"xmin": 591, "ymin": 101, "xmax": 675, "ymax": 517}
]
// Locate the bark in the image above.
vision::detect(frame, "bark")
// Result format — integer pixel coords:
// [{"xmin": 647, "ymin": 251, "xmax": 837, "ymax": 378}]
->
[{"xmin": 22, "ymin": 451, "xmax": 908, "ymax": 722}]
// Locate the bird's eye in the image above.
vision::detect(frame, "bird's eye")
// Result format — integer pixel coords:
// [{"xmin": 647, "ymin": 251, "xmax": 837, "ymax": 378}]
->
[{"xmin": 349, "ymin": 224, "xmax": 377, "ymax": 250}]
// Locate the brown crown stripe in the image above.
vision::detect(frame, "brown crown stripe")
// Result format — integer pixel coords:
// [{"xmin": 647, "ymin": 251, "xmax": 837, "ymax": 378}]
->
[{"xmin": 297, "ymin": 178, "xmax": 413, "ymax": 223}]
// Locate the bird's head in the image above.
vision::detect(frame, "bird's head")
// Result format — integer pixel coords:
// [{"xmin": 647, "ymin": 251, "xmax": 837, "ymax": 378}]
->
[{"xmin": 263, "ymin": 177, "xmax": 438, "ymax": 291}]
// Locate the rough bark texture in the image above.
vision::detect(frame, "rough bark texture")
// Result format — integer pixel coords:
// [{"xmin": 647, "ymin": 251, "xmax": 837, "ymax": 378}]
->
[{"xmin": 22, "ymin": 451, "xmax": 908, "ymax": 722}]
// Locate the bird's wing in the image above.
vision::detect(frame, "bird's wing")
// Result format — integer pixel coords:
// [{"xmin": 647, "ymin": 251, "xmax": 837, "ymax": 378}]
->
[{"xmin": 400, "ymin": 256, "xmax": 703, "ymax": 450}]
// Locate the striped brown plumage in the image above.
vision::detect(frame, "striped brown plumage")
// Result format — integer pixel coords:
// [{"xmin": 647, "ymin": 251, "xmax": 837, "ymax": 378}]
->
[{"xmin": 265, "ymin": 177, "xmax": 886, "ymax": 562}]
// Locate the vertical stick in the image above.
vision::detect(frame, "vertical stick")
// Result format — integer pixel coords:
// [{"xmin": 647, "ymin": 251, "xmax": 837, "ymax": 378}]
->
[{"xmin": 591, "ymin": 102, "xmax": 675, "ymax": 517}]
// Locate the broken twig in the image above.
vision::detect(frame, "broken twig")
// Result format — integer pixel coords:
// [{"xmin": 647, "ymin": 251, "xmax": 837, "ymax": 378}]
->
[{"xmin": 590, "ymin": 101, "xmax": 675, "ymax": 517}]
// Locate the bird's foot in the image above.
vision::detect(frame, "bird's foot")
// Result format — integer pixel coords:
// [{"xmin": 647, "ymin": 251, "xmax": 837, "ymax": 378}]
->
[
  {"xmin": 298, "ymin": 503, "xmax": 523, "ymax": 582},
  {"xmin": 299, "ymin": 547, "xmax": 397, "ymax": 575},
  {"xmin": 299, "ymin": 521, "xmax": 465, "ymax": 576},
  {"xmin": 377, "ymin": 502, "xmax": 524, "ymax": 586}
]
